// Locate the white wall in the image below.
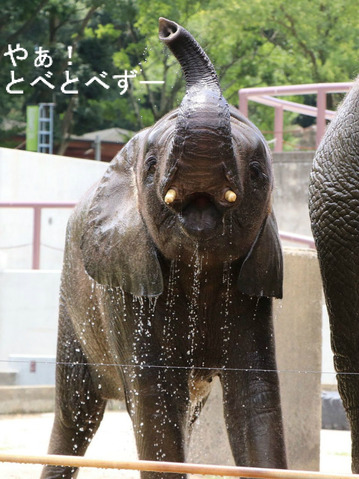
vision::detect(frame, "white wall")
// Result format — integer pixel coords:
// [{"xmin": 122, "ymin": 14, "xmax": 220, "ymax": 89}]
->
[
  {"xmin": 0, "ymin": 148, "xmax": 108, "ymax": 382},
  {"xmin": 0, "ymin": 147, "xmax": 107, "ymax": 269},
  {"xmin": 0, "ymin": 270, "xmax": 60, "ymax": 384}
]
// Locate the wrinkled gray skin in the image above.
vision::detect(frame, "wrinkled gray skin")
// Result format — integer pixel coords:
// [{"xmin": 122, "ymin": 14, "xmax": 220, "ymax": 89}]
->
[
  {"xmin": 310, "ymin": 78, "xmax": 359, "ymax": 473},
  {"xmin": 41, "ymin": 18, "xmax": 287, "ymax": 479}
]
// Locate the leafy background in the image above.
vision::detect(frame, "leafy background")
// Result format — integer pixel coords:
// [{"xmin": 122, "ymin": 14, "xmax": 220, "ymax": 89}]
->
[{"xmin": 1, "ymin": 0, "xmax": 358, "ymax": 153}]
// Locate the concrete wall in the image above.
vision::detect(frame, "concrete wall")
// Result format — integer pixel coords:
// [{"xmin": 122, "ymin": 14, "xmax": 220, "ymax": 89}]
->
[
  {"xmin": 273, "ymin": 248, "xmax": 322, "ymax": 470},
  {"xmin": 0, "ymin": 386, "xmax": 55, "ymax": 414},
  {"xmin": 0, "ymin": 271, "xmax": 60, "ymax": 360},
  {"xmin": 272, "ymin": 151, "xmax": 337, "ymax": 386},
  {"xmin": 272, "ymin": 151, "xmax": 314, "ymax": 238},
  {"xmin": 0, "ymin": 147, "xmax": 107, "ymax": 269},
  {"xmin": 0, "ymin": 147, "xmax": 107, "ymax": 380},
  {"xmin": 0, "ymin": 270, "xmax": 60, "ymax": 384}
]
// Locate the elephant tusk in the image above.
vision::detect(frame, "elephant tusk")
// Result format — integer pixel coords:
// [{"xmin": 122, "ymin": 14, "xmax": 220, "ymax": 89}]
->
[
  {"xmin": 164, "ymin": 189, "xmax": 177, "ymax": 204},
  {"xmin": 224, "ymin": 190, "xmax": 237, "ymax": 203}
]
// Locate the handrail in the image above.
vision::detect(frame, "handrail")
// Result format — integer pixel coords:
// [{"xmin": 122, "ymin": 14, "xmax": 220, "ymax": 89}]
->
[
  {"xmin": 238, "ymin": 82, "xmax": 354, "ymax": 152},
  {"xmin": 0, "ymin": 202, "xmax": 315, "ymax": 270},
  {"xmin": 0, "ymin": 202, "xmax": 76, "ymax": 269},
  {"xmin": 279, "ymin": 231, "xmax": 315, "ymax": 249},
  {"xmin": 0, "ymin": 453, "xmax": 355, "ymax": 478}
]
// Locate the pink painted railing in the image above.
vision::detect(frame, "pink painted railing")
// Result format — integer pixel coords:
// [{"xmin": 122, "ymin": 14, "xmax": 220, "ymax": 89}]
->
[
  {"xmin": 1, "ymin": 202, "xmax": 315, "ymax": 270},
  {"xmin": 279, "ymin": 231, "xmax": 315, "ymax": 249},
  {"xmin": 0, "ymin": 202, "xmax": 76, "ymax": 269},
  {"xmin": 238, "ymin": 82, "xmax": 354, "ymax": 152}
]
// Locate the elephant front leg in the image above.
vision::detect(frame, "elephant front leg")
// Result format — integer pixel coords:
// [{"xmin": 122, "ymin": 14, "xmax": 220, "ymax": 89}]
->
[
  {"xmin": 41, "ymin": 359, "xmax": 107, "ymax": 479},
  {"xmin": 221, "ymin": 368, "xmax": 287, "ymax": 469},
  {"xmin": 126, "ymin": 369, "xmax": 189, "ymax": 479},
  {"xmin": 220, "ymin": 297, "xmax": 287, "ymax": 469},
  {"xmin": 41, "ymin": 302, "xmax": 107, "ymax": 479}
]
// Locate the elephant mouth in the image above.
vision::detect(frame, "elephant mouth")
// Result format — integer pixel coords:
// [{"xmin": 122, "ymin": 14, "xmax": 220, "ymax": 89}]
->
[{"xmin": 179, "ymin": 193, "xmax": 222, "ymax": 238}]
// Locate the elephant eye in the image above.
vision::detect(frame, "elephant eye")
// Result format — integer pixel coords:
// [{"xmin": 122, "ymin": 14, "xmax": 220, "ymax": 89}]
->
[
  {"xmin": 145, "ymin": 156, "xmax": 157, "ymax": 175},
  {"xmin": 250, "ymin": 160, "xmax": 268, "ymax": 181}
]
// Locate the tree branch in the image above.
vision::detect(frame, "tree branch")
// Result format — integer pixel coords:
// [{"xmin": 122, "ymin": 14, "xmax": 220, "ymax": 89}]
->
[
  {"xmin": 56, "ymin": 3, "xmax": 101, "ymax": 154},
  {"xmin": 273, "ymin": 8, "xmax": 320, "ymax": 81},
  {"xmin": 0, "ymin": 0, "xmax": 50, "ymax": 58}
]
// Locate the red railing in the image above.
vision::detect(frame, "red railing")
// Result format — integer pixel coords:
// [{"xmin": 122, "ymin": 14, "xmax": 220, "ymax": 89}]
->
[
  {"xmin": 279, "ymin": 231, "xmax": 315, "ymax": 249},
  {"xmin": 0, "ymin": 202, "xmax": 76, "ymax": 269},
  {"xmin": 0, "ymin": 202, "xmax": 315, "ymax": 270},
  {"xmin": 238, "ymin": 82, "xmax": 354, "ymax": 152}
]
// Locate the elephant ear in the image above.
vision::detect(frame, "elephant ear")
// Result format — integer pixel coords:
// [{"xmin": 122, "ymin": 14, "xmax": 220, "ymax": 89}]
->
[
  {"xmin": 237, "ymin": 212, "xmax": 283, "ymax": 299},
  {"xmin": 80, "ymin": 131, "xmax": 163, "ymax": 297}
]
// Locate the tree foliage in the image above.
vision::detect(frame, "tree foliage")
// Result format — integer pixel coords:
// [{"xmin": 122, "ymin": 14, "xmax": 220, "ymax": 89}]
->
[{"xmin": 1, "ymin": 0, "xmax": 359, "ymax": 152}]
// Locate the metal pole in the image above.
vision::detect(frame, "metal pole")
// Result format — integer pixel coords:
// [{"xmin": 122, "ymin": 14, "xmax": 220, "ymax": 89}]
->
[
  {"xmin": 274, "ymin": 106, "xmax": 284, "ymax": 152},
  {"xmin": 94, "ymin": 134, "xmax": 101, "ymax": 161},
  {"xmin": 49, "ymin": 103, "xmax": 54, "ymax": 154},
  {"xmin": 316, "ymin": 87, "xmax": 327, "ymax": 147},
  {"xmin": 238, "ymin": 90, "xmax": 249, "ymax": 117},
  {"xmin": 0, "ymin": 453, "xmax": 356, "ymax": 479},
  {"xmin": 32, "ymin": 206, "xmax": 41, "ymax": 269}
]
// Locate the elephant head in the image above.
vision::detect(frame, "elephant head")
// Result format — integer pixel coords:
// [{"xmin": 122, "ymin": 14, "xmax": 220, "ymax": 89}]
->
[{"xmin": 80, "ymin": 18, "xmax": 282, "ymax": 299}]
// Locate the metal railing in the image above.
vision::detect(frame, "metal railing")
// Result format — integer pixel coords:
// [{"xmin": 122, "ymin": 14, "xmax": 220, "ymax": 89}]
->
[
  {"xmin": 0, "ymin": 202, "xmax": 76, "ymax": 269},
  {"xmin": 279, "ymin": 231, "xmax": 315, "ymax": 249},
  {"xmin": 0, "ymin": 202, "xmax": 315, "ymax": 270},
  {"xmin": 238, "ymin": 82, "xmax": 354, "ymax": 152},
  {"xmin": 0, "ymin": 452, "xmax": 356, "ymax": 478}
]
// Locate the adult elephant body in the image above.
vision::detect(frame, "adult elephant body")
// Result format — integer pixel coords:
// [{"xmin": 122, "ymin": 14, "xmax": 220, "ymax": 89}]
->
[
  {"xmin": 42, "ymin": 18, "xmax": 287, "ymax": 479},
  {"xmin": 310, "ymin": 79, "xmax": 359, "ymax": 472}
]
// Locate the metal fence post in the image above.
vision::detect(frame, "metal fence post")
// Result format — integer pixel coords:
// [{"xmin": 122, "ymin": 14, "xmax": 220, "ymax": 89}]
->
[
  {"xmin": 32, "ymin": 206, "xmax": 41, "ymax": 270},
  {"xmin": 274, "ymin": 106, "xmax": 284, "ymax": 152}
]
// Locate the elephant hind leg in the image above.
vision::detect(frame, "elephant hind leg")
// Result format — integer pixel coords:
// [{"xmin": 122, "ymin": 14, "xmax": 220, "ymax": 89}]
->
[{"xmin": 41, "ymin": 302, "xmax": 107, "ymax": 479}]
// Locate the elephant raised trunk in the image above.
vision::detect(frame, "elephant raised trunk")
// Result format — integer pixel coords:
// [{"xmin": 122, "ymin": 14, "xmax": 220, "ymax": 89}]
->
[
  {"xmin": 158, "ymin": 17, "xmax": 232, "ymax": 152},
  {"xmin": 159, "ymin": 18, "xmax": 237, "ymax": 235},
  {"xmin": 159, "ymin": 17, "xmax": 220, "ymax": 90}
]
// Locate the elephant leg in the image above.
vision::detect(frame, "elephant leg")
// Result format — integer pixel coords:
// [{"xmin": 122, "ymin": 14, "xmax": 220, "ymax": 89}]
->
[
  {"xmin": 312, "ymin": 228, "xmax": 359, "ymax": 473},
  {"xmin": 221, "ymin": 368, "xmax": 286, "ymax": 469},
  {"xmin": 221, "ymin": 298, "xmax": 287, "ymax": 469},
  {"xmin": 126, "ymin": 368, "xmax": 189, "ymax": 479},
  {"xmin": 41, "ymin": 301, "xmax": 107, "ymax": 479},
  {"xmin": 322, "ymin": 259, "xmax": 359, "ymax": 473},
  {"xmin": 330, "ymin": 311, "xmax": 359, "ymax": 474}
]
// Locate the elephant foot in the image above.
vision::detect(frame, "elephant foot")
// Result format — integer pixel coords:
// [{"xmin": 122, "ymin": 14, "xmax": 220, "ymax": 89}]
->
[
  {"xmin": 140, "ymin": 472, "xmax": 186, "ymax": 479},
  {"xmin": 40, "ymin": 464, "xmax": 78, "ymax": 479}
]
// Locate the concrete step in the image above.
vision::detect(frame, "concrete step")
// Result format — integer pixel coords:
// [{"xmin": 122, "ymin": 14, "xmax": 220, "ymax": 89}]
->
[{"xmin": 0, "ymin": 371, "xmax": 17, "ymax": 386}]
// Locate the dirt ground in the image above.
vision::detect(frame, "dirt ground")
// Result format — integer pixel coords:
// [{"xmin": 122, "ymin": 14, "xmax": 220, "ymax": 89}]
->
[
  {"xmin": 0, "ymin": 411, "xmax": 138, "ymax": 478},
  {"xmin": 0, "ymin": 410, "xmax": 352, "ymax": 478}
]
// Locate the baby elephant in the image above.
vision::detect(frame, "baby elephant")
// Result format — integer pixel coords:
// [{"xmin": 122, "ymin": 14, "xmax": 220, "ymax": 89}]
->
[{"xmin": 42, "ymin": 17, "xmax": 287, "ymax": 479}]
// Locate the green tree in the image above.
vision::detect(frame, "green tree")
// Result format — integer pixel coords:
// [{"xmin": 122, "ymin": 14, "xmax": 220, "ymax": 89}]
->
[{"xmin": 2, "ymin": 0, "xmax": 359, "ymax": 152}]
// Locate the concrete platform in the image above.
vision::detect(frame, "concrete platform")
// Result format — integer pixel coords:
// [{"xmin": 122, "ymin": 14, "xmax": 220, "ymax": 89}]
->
[{"xmin": 0, "ymin": 411, "xmax": 352, "ymax": 478}]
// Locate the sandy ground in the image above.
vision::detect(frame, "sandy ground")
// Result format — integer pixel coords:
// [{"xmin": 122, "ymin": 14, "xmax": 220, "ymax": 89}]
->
[{"xmin": 0, "ymin": 410, "xmax": 352, "ymax": 478}]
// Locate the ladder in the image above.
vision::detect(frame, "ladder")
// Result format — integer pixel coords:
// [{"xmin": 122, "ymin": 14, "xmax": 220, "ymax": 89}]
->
[{"xmin": 37, "ymin": 103, "xmax": 55, "ymax": 154}]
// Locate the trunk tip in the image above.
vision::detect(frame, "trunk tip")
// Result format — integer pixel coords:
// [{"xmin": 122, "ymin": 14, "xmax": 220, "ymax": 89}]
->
[{"xmin": 159, "ymin": 17, "xmax": 179, "ymax": 42}]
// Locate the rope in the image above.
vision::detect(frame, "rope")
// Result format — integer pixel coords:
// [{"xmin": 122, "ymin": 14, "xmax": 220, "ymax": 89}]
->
[
  {"xmin": 0, "ymin": 357, "xmax": 343, "ymax": 377},
  {"xmin": 0, "ymin": 243, "xmax": 64, "ymax": 252},
  {"xmin": 0, "ymin": 243, "xmax": 32, "ymax": 250},
  {"xmin": 0, "ymin": 454, "xmax": 356, "ymax": 478}
]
